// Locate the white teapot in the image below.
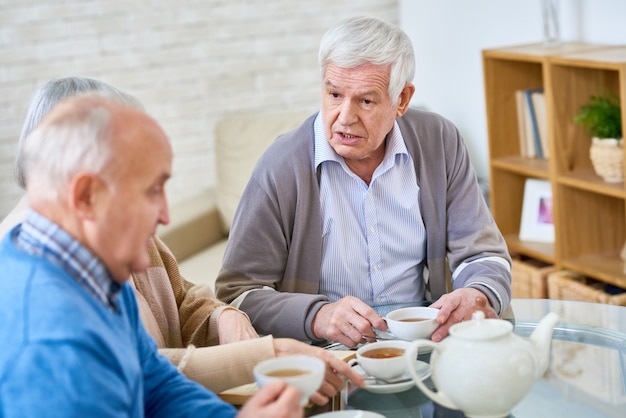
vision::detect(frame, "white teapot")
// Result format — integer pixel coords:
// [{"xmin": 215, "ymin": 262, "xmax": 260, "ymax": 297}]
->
[{"xmin": 405, "ymin": 310, "xmax": 560, "ymax": 418}]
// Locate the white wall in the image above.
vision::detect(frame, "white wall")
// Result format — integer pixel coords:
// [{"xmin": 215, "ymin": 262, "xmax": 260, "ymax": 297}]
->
[
  {"xmin": 399, "ymin": 0, "xmax": 626, "ymax": 181},
  {"xmin": 0, "ymin": 0, "xmax": 398, "ymax": 218},
  {"xmin": 2, "ymin": 1, "xmax": 623, "ymax": 218}
]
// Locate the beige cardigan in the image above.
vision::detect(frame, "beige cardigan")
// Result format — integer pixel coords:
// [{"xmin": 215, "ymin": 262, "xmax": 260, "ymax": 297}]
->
[
  {"xmin": 0, "ymin": 199, "xmax": 276, "ymax": 393},
  {"xmin": 131, "ymin": 236, "xmax": 276, "ymax": 393}
]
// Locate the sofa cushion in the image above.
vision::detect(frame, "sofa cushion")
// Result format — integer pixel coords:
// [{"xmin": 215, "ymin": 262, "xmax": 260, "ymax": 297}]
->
[
  {"xmin": 157, "ymin": 192, "xmax": 223, "ymax": 262},
  {"xmin": 215, "ymin": 111, "xmax": 311, "ymax": 232},
  {"xmin": 178, "ymin": 239, "xmax": 229, "ymax": 292}
]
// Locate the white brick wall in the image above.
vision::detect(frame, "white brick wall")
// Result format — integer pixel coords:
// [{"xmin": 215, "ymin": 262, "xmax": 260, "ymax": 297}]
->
[{"xmin": 0, "ymin": 0, "xmax": 398, "ymax": 218}]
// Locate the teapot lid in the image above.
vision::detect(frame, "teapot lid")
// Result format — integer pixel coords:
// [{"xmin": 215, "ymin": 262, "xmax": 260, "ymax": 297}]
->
[{"xmin": 449, "ymin": 311, "xmax": 513, "ymax": 340}]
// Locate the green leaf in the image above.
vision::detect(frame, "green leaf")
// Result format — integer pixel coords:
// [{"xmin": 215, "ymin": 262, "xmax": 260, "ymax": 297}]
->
[{"xmin": 573, "ymin": 92, "xmax": 622, "ymax": 139}]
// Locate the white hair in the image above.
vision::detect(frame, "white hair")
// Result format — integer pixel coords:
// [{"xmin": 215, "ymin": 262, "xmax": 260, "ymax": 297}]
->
[
  {"xmin": 22, "ymin": 97, "xmax": 119, "ymax": 202},
  {"xmin": 14, "ymin": 77, "xmax": 143, "ymax": 189},
  {"xmin": 318, "ymin": 16, "xmax": 415, "ymax": 104}
]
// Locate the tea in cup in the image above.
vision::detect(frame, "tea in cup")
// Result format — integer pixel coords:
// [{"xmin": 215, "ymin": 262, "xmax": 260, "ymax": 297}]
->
[
  {"xmin": 253, "ymin": 355, "xmax": 325, "ymax": 406},
  {"xmin": 385, "ymin": 306, "xmax": 439, "ymax": 341},
  {"xmin": 350, "ymin": 340, "xmax": 410, "ymax": 380}
]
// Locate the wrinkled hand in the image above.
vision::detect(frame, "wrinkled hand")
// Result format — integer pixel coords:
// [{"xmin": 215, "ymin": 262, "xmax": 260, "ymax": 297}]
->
[
  {"xmin": 429, "ymin": 288, "xmax": 498, "ymax": 342},
  {"xmin": 311, "ymin": 296, "xmax": 387, "ymax": 348},
  {"xmin": 236, "ymin": 380, "xmax": 303, "ymax": 418},
  {"xmin": 217, "ymin": 308, "xmax": 259, "ymax": 344},
  {"xmin": 273, "ymin": 338, "xmax": 365, "ymax": 406}
]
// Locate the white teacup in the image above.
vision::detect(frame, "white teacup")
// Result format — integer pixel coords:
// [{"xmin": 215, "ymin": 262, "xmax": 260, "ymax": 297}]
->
[
  {"xmin": 385, "ymin": 306, "xmax": 439, "ymax": 341},
  {"xmin": 253, "ymin": 355, "xmax": 325, "ymax": 406},
  {"xmin": 349, "ymin": 340, "xmax": 410, "ymax": 380}
]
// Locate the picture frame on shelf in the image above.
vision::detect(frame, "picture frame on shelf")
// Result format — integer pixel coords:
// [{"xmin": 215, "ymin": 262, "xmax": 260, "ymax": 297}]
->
[{"xmin": 519, "ymin": 178, "xmax": 554, "ymax": 243}]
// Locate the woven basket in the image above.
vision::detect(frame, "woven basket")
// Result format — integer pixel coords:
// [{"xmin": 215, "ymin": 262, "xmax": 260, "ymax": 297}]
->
[
  {"xmin": 589, "ymin": 138, "xmax": 623, "ymax": 183},
  {"xmin": 547, "ymin": 270, "xmax": 626, "ymax": 306},
  {"xmin": 511, "ymin": 257, "xmax": 555, "ymax": 298}
]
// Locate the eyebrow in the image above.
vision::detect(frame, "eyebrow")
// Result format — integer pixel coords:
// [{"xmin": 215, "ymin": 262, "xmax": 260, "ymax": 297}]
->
[
  {"xmin": 159, "ymin": 173, "xmax": 171, "ymax": 184},
  {"xmin": 324, "ymin": 80, "xmax": 379, "ymax": 97}
]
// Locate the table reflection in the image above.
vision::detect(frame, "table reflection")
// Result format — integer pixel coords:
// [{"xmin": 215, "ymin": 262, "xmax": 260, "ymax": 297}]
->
[{"xmin": 338, "ymin": 299, "xmax": 626, "ymax": 418}]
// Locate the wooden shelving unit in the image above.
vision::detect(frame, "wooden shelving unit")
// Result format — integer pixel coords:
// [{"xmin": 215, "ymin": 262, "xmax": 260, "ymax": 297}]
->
[{"xmin": 482, "ymin": 42, "xmax": 626, "ymax": 292}]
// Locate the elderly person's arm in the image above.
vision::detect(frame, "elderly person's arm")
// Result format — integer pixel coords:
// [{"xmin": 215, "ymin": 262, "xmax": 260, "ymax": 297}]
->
[
  {"xmin": 134, "ymin": 236, "xmax": 257, "ymax": 347},
  {"xmin": 163, "ymin": 335, "xmax": 364, "ymax": 403},
  {"xmin": 405, "ymin": 113, "xmax": 511, "ymax": 340}
]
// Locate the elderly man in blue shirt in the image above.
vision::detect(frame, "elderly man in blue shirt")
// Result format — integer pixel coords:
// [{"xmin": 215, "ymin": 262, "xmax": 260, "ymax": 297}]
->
[{"xmin": 0, "ymin": 95, "xmax": 303, "ymax": 418}]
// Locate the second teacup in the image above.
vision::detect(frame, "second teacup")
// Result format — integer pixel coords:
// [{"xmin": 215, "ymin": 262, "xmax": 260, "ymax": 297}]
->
[
  {"xmin": 350, "ymin": 340, "xmax": 410, "ymax": 380},
  {"xmin": 385, "ymin": 306, "xmax": 439, "ymax": 341}
]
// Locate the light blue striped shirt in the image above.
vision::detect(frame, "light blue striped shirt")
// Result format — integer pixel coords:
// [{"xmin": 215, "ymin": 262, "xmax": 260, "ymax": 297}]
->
[{"xmin": 314, "ymin": 114, "xmax": 426, "ymax": 307}]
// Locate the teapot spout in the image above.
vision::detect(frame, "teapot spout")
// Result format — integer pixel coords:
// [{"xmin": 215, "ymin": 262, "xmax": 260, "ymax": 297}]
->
[{"xmin": 530, "ymin": 312, "xmax": 560, "ymax": 377}]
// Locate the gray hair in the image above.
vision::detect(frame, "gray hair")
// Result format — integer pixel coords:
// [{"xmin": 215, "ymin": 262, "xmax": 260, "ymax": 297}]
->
[
  {"xmin": 22, "ymin": 97, "xmax": 120, "ymax": 202},
  {"xmin": 318, "ymin": 16, "xmax": 415, "ymax": 104},
  {"xmin": 14, "ymin": 77, "xmax": 143, "ymax": 189}
]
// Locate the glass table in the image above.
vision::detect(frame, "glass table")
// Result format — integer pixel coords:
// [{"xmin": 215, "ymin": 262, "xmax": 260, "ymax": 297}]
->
[{"xmin": 312, "ymin": 298, "xmax": 626, "ymax": 418}]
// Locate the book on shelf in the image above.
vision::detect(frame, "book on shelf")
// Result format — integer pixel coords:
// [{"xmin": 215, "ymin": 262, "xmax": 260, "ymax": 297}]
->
[
  {"xmin": 515, "ymin": 88, "xmax": 548, "ymax": 160},
  {"xmin": 524, "ymin": 88, "xmax": 544, "ymax": 159},
  {"xmin": 515, "ymin": 90, "xmax": 532, "ymax": 158},
  {"xmin": 531, "ymin": 91, "xmax": 549, "ymax": 159}
]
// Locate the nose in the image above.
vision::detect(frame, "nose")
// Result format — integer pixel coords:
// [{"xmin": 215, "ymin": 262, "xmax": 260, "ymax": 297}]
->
[
  {"xmin": 158, "ymin": 195, "xmax": 170, "ymax": 226},
  {"xmin": 337, "ymin": 99, "xmax": 358, "ymax": 127}
]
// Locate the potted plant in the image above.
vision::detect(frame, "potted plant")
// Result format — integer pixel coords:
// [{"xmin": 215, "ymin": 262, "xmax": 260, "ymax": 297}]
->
[{"xmin": 573, "ymin": 91, "xmax": 623, "ymax": 182}]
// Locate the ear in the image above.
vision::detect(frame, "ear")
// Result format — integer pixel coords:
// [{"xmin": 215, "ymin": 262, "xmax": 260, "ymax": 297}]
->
[
  {"xmin": 69, "ymin": 172, "xmax": 105, "ymax": 221},
  {"xmin": 396, "ymin": 83, "xmax": 416, "ymax": 117}
]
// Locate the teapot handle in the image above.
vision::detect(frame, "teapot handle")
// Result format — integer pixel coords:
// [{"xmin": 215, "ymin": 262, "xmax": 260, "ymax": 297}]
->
[{"xmin": 406, "ymin": 340, "xmax": 459, "ymax": 411}]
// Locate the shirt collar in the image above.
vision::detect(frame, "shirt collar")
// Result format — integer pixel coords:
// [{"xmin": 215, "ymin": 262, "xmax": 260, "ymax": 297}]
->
[
  {"xmin": 313, "ymin": 113, "xmax": 409, "ymax": 171},
  {"xmin": 16, "ymin": 209, "xmax": 122, "ymax": 311}
]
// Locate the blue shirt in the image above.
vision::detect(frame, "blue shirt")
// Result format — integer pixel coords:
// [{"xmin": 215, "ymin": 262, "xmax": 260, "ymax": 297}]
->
[
  {"xmin": 314, "ymin": 114, "xmax": 427, "ymax": 306},
  {"xmin": 0, "ymin": 218, "xmax": 236, "ymax": 418}
]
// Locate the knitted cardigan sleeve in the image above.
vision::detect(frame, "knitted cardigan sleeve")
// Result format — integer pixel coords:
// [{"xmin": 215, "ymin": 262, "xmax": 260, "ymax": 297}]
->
[
  {"xmin": 133, "ymin": 236, "xmax": 251, "ymax": 348},
  {"xmin": 160, "ymin": 335, "xmax": 276, "ymax": 393},
  {"xmin": 151, "ymin": 235, "xmax": 229, "ymax": 346}
]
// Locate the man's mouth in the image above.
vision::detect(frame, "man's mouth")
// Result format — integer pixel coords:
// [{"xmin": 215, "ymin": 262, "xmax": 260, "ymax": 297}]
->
[{"xmin": 338, "ymin": 132, "xmax": 361, "ymax": 143}]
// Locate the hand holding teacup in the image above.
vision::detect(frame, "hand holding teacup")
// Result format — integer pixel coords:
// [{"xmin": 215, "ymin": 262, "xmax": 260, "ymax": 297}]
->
[
  {"xmin": 312, "ymin": 296, "xmax": 388, "ymax": 348},
  {"xmin": 384, "ymin": 306, "xmax": 439, "ymax": 341},
  {"xmin": 253, "ymin": 355, "xmax": 325, "ymax": 406}
]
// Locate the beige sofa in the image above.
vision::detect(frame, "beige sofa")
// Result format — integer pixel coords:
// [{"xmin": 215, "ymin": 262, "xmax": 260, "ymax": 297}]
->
[{"xmin": 157, "ymin": 111, "xmax": 311, "ymax": 291}]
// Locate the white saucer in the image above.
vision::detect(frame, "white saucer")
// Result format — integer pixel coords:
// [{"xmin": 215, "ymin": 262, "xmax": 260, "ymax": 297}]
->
[
  {"xmin": 374, "ymin": 330, "xmax": 397, "ymax": 340},
  {"xmin": 352, "ymin": 361, "xmax": 431, "ymax": 394},
  {"xmin": 311, "ymin": 411, "xmax": 385, "ymax": 418}
]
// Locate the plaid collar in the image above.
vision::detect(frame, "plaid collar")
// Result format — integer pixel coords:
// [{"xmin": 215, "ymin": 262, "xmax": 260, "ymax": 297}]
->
[{"xmin": 15, "ymin": 209, "xmax": 122, "ymax": 311}]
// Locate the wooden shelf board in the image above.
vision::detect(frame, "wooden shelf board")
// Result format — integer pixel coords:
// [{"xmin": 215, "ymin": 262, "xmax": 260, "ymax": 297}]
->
[
  {"xmin": 550, "ymin": 46, "xmax": 626, "ymax": 67},
  {"xmin": 556, "ymin": 171, "xmax": 625, "ymax": 198},
  {"xmin": 562, "ymin": 252, "xmax": 626, "ymax": 289},
  {"xmin": 505, "ymin": 234, "xmax": 555, "ymax": 264},
  {"xmin": 491, "ymin": 156, "xmax": 550, "ymax": 179},
  {"xmin": 483, "ymin": 42, "xmax": 603, "ymax": 61}
]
